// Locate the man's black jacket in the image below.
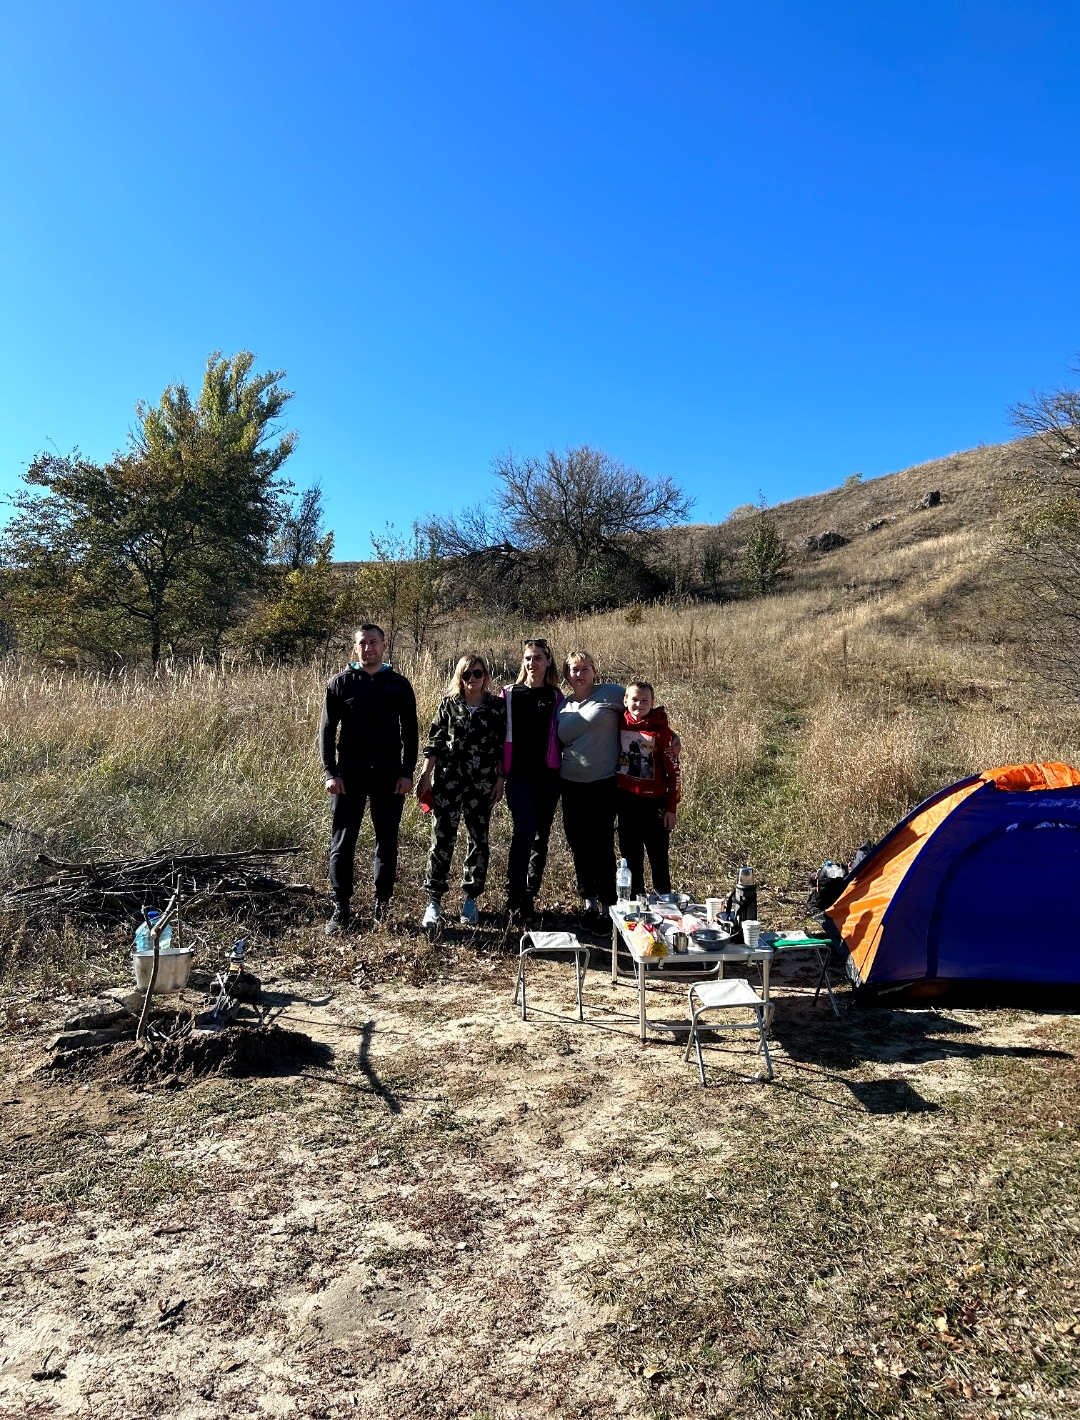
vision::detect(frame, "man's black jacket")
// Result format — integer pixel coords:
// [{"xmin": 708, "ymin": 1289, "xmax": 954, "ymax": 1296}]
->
[{"xmin": 319, "ymin": 665, "xmax": 419, "ymax": 782}]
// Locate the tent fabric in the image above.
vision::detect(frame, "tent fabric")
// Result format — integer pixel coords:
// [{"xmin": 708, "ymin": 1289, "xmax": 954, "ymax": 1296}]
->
[
  {"xmin": 980, "ymin": 761, "xmax": 1080, "ymax": 792},
  {"xmin": 826, "ymin": 762, "xmax": 1080, "ymax": 991}
]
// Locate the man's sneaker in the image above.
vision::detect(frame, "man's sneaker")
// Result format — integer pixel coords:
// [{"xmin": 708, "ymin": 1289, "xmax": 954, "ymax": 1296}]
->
[
  {"xmin": 325, "ymin": 904, "xmax": 350, "ymax": 936},
  {"xmin": 584, "ymin": 896, "xmax": 600, "ymax": 917},
  {"xmin": 422, "ymin": 900, "xmax": 442, "ymax": 931},
  {"xmin": 373, "ymin": 899, "xmax": 390, "ymax": 924},
  {"xmin": 459, "ymin": 897, "xmax": 480, "ymax": 927}
]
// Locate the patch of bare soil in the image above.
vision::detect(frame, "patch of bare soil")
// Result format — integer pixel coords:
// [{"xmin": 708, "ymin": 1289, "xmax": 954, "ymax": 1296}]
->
[
  {"xmin": 42, "ymin": 1023, "xmax": 333, "ymax": 1086},
  {"xmin": 0, "ymin": 929, "xmax": 1078, "ymax": 1419}
]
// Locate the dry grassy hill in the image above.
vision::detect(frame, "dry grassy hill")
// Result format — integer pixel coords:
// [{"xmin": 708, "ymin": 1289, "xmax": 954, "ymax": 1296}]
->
[
  {"xmin": 338, "ymin": 437, "xmax": 1026, "ymax": 646},
  {"xmin": 678, "ymin": 436, "xmax": 1027, "ymax": 646},
  {"xmin": 0, "ymin": 437, "xmax": 1062, "ymax": 935}
]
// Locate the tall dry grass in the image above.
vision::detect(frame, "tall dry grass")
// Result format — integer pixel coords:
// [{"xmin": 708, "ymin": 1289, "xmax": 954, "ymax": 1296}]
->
[{"xmin": 2, "ymin": 558, "xmax": 1079, "ymax": 930}]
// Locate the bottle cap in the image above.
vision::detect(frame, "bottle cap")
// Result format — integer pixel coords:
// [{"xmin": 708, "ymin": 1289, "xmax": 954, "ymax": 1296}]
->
[{"xmin": 146, "ymin": 910, "xmax": 161, "ymax": 922}]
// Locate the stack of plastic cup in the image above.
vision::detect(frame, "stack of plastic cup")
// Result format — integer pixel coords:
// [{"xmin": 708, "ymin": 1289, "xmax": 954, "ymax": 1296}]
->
[{"xmin": 741, "ymin": 919, "xmax": 762, "ymax": 948}]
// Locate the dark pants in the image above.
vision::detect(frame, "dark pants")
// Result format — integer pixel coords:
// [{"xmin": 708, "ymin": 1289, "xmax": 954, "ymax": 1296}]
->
[
  {"xmin": 504, "ymin": 771, "xmax": 561, "ymax": 904},
  {"xmin": 329, "ymin": 778, "xmax": 405, "ymax": 906},
  {"xmin": 561, "ymin": 776, "xmax": 617, "ymax": 904},
  {"xmin": 617, "ymin": 789, "xmax": 672, "ymax": 896},
  {"xmin": 424, "ymin": 794, "xmax": 493, "ymax": 900}
]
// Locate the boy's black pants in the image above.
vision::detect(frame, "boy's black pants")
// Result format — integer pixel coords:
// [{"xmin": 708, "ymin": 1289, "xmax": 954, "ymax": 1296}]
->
[
  {"xmin": 616, "ymin": 788, "xmax": 672, "ymax": 896},
  {"xmin": 329, "ymin": 775, "xmax": 405, "ymax": 906}
]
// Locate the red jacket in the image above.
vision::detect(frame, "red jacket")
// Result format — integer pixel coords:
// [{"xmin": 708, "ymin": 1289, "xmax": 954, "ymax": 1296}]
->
[{"xmin": 615, "ymin": 706, "xmax": 681, "ymax": 814}]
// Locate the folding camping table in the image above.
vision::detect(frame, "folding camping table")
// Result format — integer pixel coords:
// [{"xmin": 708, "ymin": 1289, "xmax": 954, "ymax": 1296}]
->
[{"xmin": 609, "ymin": 905, "xmax": 774, "ymax": 1041}]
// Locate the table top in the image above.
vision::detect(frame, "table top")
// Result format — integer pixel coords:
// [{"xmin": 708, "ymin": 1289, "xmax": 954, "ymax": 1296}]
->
[
  {"xmin": 608, "ymin": 904, "xmax": 773, "ymax": 967},
  {"xmin": 767, "ymin": 933, "xmax": 832, "ymax": 952}
]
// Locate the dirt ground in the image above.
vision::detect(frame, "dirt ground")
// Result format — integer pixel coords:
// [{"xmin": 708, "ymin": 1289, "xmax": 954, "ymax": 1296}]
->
[{"xmin": 1, "ymin": 919, "xmax": 1078, "ymax": 1420}]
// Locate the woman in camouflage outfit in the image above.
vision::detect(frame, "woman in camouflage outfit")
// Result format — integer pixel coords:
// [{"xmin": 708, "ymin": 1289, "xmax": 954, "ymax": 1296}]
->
[{"xmin": 416, "ymin": 653, "xmax": 507, "ymax": 929}]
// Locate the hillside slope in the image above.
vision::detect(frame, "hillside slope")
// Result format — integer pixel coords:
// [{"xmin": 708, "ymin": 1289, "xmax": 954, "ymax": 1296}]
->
[
  {"xmin": 689, "ymin": 436, "xmax": 1027, "ymax": 644},
  {"xmin": 339, "ymin": 438, "xmax": 1025, "ymax": 642}
]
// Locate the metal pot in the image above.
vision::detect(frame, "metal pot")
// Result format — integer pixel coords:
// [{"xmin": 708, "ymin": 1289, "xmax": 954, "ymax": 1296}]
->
[{"xmin": 133, "ymin": 948, "xmax": 194, "ymax": 994}]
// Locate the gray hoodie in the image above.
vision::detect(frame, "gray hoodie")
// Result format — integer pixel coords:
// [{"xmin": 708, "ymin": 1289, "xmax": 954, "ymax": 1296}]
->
[{"xmin": 556, "ymin": 682, "xmax": 626, "ymax": 783}]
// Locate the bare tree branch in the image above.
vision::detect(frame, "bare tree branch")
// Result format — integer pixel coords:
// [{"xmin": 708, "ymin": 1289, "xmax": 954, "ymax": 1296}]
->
[{"xmin": 493, "ymin": 445, "xmax": 693, "ymax": 564}]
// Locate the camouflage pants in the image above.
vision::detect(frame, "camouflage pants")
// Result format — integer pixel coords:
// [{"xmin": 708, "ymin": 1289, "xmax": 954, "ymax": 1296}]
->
[{"xmin": 424, "ymin": 792, "xmax": 494, "ymax": 900}]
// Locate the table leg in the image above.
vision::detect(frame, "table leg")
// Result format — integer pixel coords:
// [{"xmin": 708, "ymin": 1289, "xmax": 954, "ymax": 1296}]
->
[
  {"xmin": 611, "ymin": 920, "xmax": 618, "ymax": 985},
  {"xmin": 639, "ymin": 960, "xmax": 647, "ymax": 1041},
  {"xmin": 761, "ymin": 954, "xmax": 774, "ymax": 1032},
  {"xmin": 815, "ymin": 946, "xmax": 841, "ymax": 1018}
]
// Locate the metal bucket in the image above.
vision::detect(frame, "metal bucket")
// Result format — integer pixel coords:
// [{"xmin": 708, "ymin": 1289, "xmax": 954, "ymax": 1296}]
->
[{"xmin": 133, "ymin": 948, "xmax": 194, "ymax": 994}]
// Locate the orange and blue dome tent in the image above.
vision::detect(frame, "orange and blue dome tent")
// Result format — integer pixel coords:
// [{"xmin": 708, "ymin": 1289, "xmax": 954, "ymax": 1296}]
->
[{"xmin": 826, "ymin": 763, "xmax": 1080, "ymax": 998}]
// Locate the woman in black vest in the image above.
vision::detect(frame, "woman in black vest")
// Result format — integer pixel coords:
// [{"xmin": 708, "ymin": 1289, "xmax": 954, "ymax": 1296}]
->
[{"xmin": 499, "ymin": 638, "xmax": 565, "ymax": 922}]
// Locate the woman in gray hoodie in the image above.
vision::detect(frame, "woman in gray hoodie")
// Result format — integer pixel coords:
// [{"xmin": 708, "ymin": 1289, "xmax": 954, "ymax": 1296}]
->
[{"xmin": 556, "ymin": 651, "xmax": 626, "ymax": 920}]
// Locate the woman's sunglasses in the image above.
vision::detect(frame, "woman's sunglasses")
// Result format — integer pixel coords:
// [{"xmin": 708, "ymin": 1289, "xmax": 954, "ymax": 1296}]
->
[
  {"xmin": 523, "ymin": 639, "xmax": 550, "ymax": 650},
  {"xmin": 463, "ymin": 667, "xmax": 486, "ymax": 680}
]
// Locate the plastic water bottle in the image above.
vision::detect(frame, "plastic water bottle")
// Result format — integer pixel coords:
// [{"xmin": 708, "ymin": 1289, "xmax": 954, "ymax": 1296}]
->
[
  {"xmin": 615, "ymin": 859, "xmax": 632, "ymax": 903},
  {"xmin": 135, "ymin": 910, "xmax": 172, "ymax": 952}
]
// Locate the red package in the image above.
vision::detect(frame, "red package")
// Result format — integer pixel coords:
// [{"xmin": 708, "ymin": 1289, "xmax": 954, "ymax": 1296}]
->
[{"xmin": 417, "ymin": 785, "xmax": 435, "ymax": 814}]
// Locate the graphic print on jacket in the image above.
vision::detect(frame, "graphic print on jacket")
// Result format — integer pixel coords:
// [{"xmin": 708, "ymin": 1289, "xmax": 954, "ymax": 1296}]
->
[{"xmin": 615, "ymin": 705, "xmax": 681, "ymax": 814}]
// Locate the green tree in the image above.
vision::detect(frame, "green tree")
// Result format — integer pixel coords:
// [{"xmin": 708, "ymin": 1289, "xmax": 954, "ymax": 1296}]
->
[
  {"xmin": 1, "ymin": 352, "xmax": 295, "ymax": 664},
  {"xmin": 247, "ymin": 532, "xmax": 361, "ymax": 661},
  {"xmin": 742, "ymin": 499, "xmax": 788, "ymax": 596},
  {"xmin": 271, "ymin": 483, "xmax": 326, "ymax": 570},
  {"xmin": 355, "ymin": 522, "xmax": 443, "ymax": 659},
  {"xmin": 699, "ymin": 526, "xmax": 730, "ymax": 600}
]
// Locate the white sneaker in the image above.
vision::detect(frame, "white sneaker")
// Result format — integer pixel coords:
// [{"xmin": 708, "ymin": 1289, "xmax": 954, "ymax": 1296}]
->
[
  {"xmin": 422, "ymin": 901, "xmax": 441, "ymax": 930},
  {"xmin": 459, "ymin": 897, "xmax": 480, "ymax": 927},
  {"xmin": 584, "ymin": 897, "xmax": 600, "ymax": 916}
]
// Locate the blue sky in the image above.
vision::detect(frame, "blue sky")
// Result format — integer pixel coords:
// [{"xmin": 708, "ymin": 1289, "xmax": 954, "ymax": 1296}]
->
[{"xmin": 1, "ymin": 1, "xmax": 1078, "ymax": 558}]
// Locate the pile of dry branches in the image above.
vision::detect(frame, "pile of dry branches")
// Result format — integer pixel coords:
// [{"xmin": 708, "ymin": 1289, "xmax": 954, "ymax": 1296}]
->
[{"xmin": 3, "ymin": 846, "xmax": 315, "ymax": 923}]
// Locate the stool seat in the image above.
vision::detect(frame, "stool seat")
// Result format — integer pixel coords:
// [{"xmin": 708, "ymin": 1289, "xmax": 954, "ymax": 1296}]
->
[
  {"xmin": 514, "ymin": 931, "xmax": 590, "ymax": 1021},
  {"xmin": 689, "ymin": 979, "xmax": 765, "ymax": 1010},
  {"xmin": 524, "ymin": 930, "xmax": 582, "ymax": 952},
  {"xmin": 683, "ymin": 977, "xmax": 773, "ymax": 1084}
]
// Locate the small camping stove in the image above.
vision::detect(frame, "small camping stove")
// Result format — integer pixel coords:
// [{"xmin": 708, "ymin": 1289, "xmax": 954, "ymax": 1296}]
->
[{"xmin": 210, "ymin": 940, "xmax": 260, "ymax": 1019}]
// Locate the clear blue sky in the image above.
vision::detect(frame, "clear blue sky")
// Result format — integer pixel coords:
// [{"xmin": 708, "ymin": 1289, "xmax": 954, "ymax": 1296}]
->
[{"xmin": 1, "ymin": 1, "xmax": 1078, "ymax": 557}]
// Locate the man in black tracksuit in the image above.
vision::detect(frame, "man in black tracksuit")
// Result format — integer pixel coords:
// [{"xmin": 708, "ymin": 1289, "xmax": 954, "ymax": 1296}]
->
[{"xmin": 319, "ymin": 624, "xmax": 418, "ymax": 933}]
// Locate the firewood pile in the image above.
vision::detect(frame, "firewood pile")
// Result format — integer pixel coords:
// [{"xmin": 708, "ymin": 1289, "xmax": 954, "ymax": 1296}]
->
[{"xmin": 3, "ymin": 846, "xmax": 315, "ymax": 923}]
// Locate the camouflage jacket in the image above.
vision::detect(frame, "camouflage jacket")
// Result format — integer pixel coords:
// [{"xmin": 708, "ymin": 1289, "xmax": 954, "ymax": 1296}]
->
[{"xmin": 423, "ymin": 693, "xmax": 507, "ymax": 795}]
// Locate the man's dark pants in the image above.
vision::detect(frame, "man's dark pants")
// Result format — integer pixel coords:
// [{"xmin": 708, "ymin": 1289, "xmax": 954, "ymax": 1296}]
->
[{"xmin": 329, "ymin": 776, "xmax": 405, "ymax": 907}]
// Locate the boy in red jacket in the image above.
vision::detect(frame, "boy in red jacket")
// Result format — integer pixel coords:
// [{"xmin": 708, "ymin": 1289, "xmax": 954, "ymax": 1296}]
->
[{"xmin": 615, "ymin": 682, "xmax": 681, "ymax": 896}]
